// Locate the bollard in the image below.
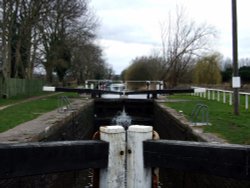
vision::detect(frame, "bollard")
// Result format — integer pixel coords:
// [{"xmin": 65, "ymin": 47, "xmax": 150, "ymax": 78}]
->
[
  {"xmin": 99, "ymin": 125, "xmax": 153, "ymax": 188},
  {"xmin": 99, "ymin": 126, "xmax": 126, "ymax": 188},
  {"xmin": 127, "ymin": 125, "xmax": 152, "ymax": 188}
]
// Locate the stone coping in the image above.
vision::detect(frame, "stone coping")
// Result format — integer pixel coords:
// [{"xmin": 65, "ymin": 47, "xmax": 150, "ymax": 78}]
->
[
  {"xmin": 0, "ymin": 99, "xmax": 93, "ymax": 144},
  {"xmin": 0, "ymin": 98, "xmax": 226, "ymax": 144},
  {"xmin": 157, "ymin": 103, "xmax": 227, "ymax": 144}
]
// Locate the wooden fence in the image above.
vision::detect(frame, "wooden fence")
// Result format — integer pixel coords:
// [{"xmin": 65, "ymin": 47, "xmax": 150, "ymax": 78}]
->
[{"xmin": 0, "ymin": 78, "xmax": 45, "ymax": 98}]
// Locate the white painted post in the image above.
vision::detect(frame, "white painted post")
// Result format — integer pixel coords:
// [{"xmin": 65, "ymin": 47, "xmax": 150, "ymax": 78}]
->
[
  {"xmin": 203, "ymin": 90, "xmax": 206, "ymax": 98},
  {"xmin": 90, "ymin": 83, "xmax": 94, "ymax": 89},
  {"xmin": 208, "ymin": 90, "xmax": 211, "ymax": 100},
  {"xmin": 217, "ymin": 91, "xmax": 220, "ymax": 102},
  {"xmin": 212, "ymin": 90, "xmax": 215, "ymax": 100},
  {"xmin": 246, "ymin": 94, "xmax": 248, "ymax": 110},
  {"xmin": 156, "ymin": 83, "xmax": 160, "ymax": 98},
  {"xmin": 230, "ymin": 93, "xmax": 233, "ymax": 106},
  {"xmin": 156, "ymin": 83, "xmax": 160, "ymax": 90},
  {"xmin": 127, "ymin": 125, "xmax": 152, "ymax": 188},
  {"xmin": 99, "ymin": 126, "xmax": 126, "ymax": 188},
  {"xmin": 160, "ymin": 81, "xmax": 163, "ymax": 90},
  {"xmin": 85, "ymin": 81, "xmax": 88, "ymax": 89}
]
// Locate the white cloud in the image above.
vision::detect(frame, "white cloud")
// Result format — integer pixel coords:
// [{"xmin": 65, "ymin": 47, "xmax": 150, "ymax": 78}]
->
[
  {"xmin": 98, "ymin": 39, "xmax": 157, "ymax": 74},
  {"xmin": 90, "ymin": 0, "xmax": 250, "ymax": 73}
]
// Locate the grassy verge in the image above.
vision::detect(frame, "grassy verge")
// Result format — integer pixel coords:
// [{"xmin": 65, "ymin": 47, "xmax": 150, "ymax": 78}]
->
[
  {"xmin": 0, "ymin": 92, "xmax": 79, "ymax": 133},
  {"xmin": 165, "ymin": 94, "xmax": 250, "ymax": 145},
  {"xmin": 0, "ymin": 92, "xmax": 54, "ymax": 107}
]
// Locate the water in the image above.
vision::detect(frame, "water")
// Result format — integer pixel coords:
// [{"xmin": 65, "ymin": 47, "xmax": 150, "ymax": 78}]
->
[{"xmin": 111, "ymin": 107, "xmax": 132, "ymax": 129}]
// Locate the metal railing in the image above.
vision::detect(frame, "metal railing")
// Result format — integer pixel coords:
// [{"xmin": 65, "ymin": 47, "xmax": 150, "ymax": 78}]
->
[
  {"xmin": 58, "ymin": 96, "xmax": 73, "ymax": 113},
  {"xmin": 191, "ymin": 103, "xmax": 209, "ymax": 126}
]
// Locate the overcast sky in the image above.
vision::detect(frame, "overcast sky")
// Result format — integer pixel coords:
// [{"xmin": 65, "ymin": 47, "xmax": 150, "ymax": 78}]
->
[{"xmin": 90, "ymin": 0, "xmax": 250, "ymax": 74}]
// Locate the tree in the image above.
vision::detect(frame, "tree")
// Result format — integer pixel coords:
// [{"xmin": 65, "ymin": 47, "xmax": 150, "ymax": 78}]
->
[
  {"xmin": 0, "ymin": 0, "xmax": 47, "ymax": 79},
  {"xmin": 38, "ymin": 0, "xmax": 94, "ymax": 83},
  {"xmin": 124, "ymin": 56, "xmax": 163, "ymax": 81},
  {"xmin": 239, "ymin": 66, "xmax": 250, "ymax": 83},
  {"xmin": 69, "ymin": 42, "xmax": 112, "ymax": 84},
  {"xmin": 160, "ymin": 7, "xmax": 217, "ymax": 87},
  {"xmin": 0, "ymin": 0, "xmax": 105, "ymax": 84},
  {"xmin": 193, "ymin": 53, "xmax": 222, "ymax": 85}
]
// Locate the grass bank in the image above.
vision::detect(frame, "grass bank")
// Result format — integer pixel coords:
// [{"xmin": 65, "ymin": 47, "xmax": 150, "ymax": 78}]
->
[
  {"xmin": 0, "ymin": 92, "xmax": 52, "ymax": 107},
  {"xmin": 0, "ymin": 93, "xmax": 78, "ymax": 133},
  {"xmin": 165, "ymin": 94, "xmax": 250, "ymax": 145}
]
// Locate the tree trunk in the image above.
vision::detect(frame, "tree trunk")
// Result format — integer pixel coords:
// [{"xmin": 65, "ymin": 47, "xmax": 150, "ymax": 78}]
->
[{"xmin": 45, "ymin": 64, "xmax": 53, "ymax": 83}]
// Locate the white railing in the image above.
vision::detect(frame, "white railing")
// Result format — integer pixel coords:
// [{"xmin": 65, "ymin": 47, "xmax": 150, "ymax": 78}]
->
[{"xmin": 191, "ymin": 87, "xmax": 250, "ymax": 111}]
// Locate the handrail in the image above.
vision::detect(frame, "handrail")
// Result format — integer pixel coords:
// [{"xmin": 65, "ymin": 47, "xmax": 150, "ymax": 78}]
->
[
  {"xmin": 58, "ymin": 96, "xmax": 73, "ymax": 113},
  {"xmin": 191, "ymin": 103, "xmax": 209, "ymax": 126}
]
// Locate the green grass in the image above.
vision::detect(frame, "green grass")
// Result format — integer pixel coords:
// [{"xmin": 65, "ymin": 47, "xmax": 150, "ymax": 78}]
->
[
  {"xmin": 0, "ymin": 92, "xmax": 79, "ymax": 133},
  {"xmin": 0, "ymin": 92, "xmax": 53, "ymax": 107},
  {"xmin": 165, "ymin": 94, "xmax": 250, "ymax": 145}
]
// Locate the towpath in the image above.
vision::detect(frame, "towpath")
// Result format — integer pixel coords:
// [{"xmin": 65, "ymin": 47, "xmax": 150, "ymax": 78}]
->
[{"xmin": 0, "ymin": 92, "xmax": 62, "ymax": 111}]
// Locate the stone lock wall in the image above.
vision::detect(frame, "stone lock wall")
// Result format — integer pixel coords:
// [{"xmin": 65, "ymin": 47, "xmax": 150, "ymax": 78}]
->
[
  {"xmin": 153, "ymin": 102, "xmax": 250, "ymax": 188},
  {"xmin": 0, "ymin": 99, "xmax": 95, "ymax": 188}
]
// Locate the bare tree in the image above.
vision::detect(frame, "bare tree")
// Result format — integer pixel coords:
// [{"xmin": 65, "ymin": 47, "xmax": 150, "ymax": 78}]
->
[
  {"xmin": 38, "ymin": 0, "xmax": 99, "ymax": 83},
  {"xmin": 70, "ymin": 42, "xmax": 110, "ymax": 84},
  {"xmin": 0, "ymin": 0, "xmax": 48, "ymax": 79},
  {"xmin": 160, "ymin": 7, "xmax": 217, "ymax": 87},
  {"xmin": 125, "ymin": 55, "xmax": 163, "ymax": 81},
  {"xmin": 0, "ymin": 0, "xmax": 106, "ymax": 84}
]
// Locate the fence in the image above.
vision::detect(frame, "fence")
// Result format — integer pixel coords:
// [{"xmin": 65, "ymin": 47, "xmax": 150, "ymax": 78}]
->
[
  {"xmin": 0, "ymin": 78, "xmax": 45, "ymax": 98},
  {"xmin": 192, "ymin": 87, "xmax": 250, "ymax": 111}
]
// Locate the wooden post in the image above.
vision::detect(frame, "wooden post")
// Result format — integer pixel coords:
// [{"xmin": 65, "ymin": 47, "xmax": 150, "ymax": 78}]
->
[
  {"xmin": 203, "ymin": 90, "xmax": 206, "ymax": 98},
  {"xmin": 99, "ymin": 126, "xmax": 126, "ymax": 188},
  {"xmin": 85, "ymin": 81, "xmax": 88, "ymax": 89},
  {"xmin": 127, "ymin": 125, "xmax": 152, "ymax": 188},
  {"xmin": 217, "ymin": 91, "xmax": 220, "ymax": 102},
  {"xmin": 230, "ymin": 93, "xmax": 233, "ymax": 106},
  {"xmin": 232, "ymin": 0, "xmax": 240, "ymax": 115},
  {"xmin": 91, "ymin": 84, "xmax": 94, "ymax": 89}
]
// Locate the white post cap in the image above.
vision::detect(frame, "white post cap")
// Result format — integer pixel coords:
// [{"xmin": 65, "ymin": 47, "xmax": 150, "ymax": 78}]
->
[
  {"xmin": 100, "ymin": 126, "xmax": 125, "ymax": 134},
  {"xmin": 128, "ymin": 125, "xmax": 153, "ymax": 133}
]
